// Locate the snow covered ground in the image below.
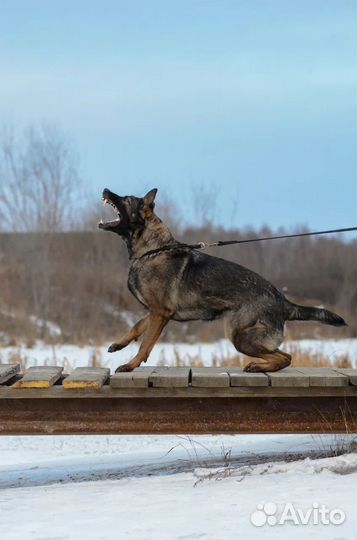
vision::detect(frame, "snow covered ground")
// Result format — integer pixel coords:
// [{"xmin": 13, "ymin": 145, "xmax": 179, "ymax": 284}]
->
[
  {"xmin": 0, "ymin": 433, "xmax": 356, "ymax": 540},
  {"xmin": 0, "ymin": 338, "xmax": 356, "ymax": 371}
]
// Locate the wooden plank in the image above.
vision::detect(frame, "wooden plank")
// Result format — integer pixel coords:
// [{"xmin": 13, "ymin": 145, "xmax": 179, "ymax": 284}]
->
[
  {"xmin": 191, "ymin": 367, "xmax": 229, "ymax": 387},
  {"xmin": 267, "ymin": 368, "xmax": 309, "ymax": 387},
  {"xmin": 63, "ymin": 367, "xmax": 109, "ymax": 389},
  {"xmin": 297, "ymin": 368, "xmax": 348, "ymax": 387},
  {"xmin": 228, "ymin": 367, "xmax": 269, "ymax": 387},
  {"xmin": 0, "ymin": 384, "xmax": 356, "ymax": 399},
  {"xmin": 110, "ymin": 366, "xmax": 158, "ymax": 388},
  {"xmin": 333, "ymin": 368, "xmax": 357, "ymax": 386},
  {"xmin": 13, "ymin": 366, "xmax": 63, "ymax": 388},
  {"xmin": 0, "ymin": 364, "xmax": 20, "ymax": 384},
  {"xmin": 150, "ymin": 367, "xmax": 190, "ymax": 387}
]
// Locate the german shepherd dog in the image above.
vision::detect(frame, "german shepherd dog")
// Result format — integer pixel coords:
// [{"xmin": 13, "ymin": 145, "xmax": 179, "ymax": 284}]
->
[{"xmin": 99, "ymin": 188, "xmax": 347, "ymax": 373}]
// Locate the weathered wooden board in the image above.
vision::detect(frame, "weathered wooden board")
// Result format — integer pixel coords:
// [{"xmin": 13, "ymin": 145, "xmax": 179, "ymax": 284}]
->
[
  {"xmin": 191, "ymin": 367, "xmax": 229, "ymax": 387},
  {"xmin": 2, "ymin": 365, "xmax": 356, "ymax": 396},
  {"xmin": 297, "ymin": 368, "xmax": 348, "ymax": 387},
  {"xmin": 13, "ymin": 366, "xmax": 63, "ymax": 388},
  {"xmin": 149, "ymin": 367, "xmax": 190, "ymax": 387},
  {"xmin": 333, "ymin": 368, "xmax": 357, "ymax": 386},
  {"xmin": 228, "ymin": 367, "xmax": 269, "ymax": 387},
  {"xmin": 63, "ymin": 367, "xmax": 109, "ymax": 389},
  {"xmin": 110, "ymin": 366, "xmax": 158, "ymax": 388},
  {"xmin": 267, "ymin": 368, "xmax": 310, "ymax": 387},
  {"xmin": 1, "ymin": 384, "xmax": 356, "ymax": 399},
  {"xmin": 0, "ymin": 364, "xmax": 20, "ymax": 384}
]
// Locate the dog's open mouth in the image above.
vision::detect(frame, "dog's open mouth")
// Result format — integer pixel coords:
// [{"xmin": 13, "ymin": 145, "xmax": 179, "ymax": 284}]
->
[{"xmin": 98, "ymin": 196, "xmax": 121, "ymax": 230}]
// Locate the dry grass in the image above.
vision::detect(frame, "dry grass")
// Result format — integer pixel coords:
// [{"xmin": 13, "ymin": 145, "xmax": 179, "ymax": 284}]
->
[
  {"xmin": 154, "ymin": 344, "xmax": 352, "ymax": 369},
  {"xmin": 0, "ymin": 342, "xmax": 353, "ymax": 371},
  {"xmin": 172, "ymin": 435, "xmax": 357, "ymax": 487},
  {"xmin": 288, "ymin": 345, "xmax": 352, "ymax": 368},
  {"xmin": 0, "ymin": 347, "xmax": 79, "ymax": 373}
]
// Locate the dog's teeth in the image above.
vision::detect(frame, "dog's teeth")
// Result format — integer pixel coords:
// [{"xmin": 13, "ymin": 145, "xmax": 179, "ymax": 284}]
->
[{"xmin": 99, "ymin": 219, "xmax": 104, "ymax": 224}]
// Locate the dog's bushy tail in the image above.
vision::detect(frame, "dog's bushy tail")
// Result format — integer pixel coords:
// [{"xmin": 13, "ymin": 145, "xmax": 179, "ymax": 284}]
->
[{"xmin": 286, "ymin": 302, "xmax": 347, "ymax": 327}]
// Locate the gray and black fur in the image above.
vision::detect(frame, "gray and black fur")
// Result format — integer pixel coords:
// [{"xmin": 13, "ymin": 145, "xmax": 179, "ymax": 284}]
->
[{"xmin": 99, "ymin": 188, "xmax": 347, "ymax": 373}]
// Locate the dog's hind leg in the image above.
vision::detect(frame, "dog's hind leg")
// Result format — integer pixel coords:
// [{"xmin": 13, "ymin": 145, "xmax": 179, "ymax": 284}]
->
[
  {"xmin": 115, "ymin": 313, "xmax": 170, "ymax": 372},
  {"xmin": 108, "ymin": 315, "xmax": 149, "ymax": 353},
  {"xmin": 231, "ymin": 319, "xmax": 291, "ymax": 372},
  {"xmin": 243, "ymin": 349, "xmax": 291, "ymax": 372}
]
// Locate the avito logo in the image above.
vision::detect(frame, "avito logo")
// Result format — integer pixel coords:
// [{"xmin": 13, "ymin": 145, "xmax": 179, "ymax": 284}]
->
[{"xmin": 250, "ymin": 502, "xmax": 345, "ymax": 527}]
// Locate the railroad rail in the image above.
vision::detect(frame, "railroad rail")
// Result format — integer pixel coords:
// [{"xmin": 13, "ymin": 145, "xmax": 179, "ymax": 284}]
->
[{"xmin": 0, "ymin": 364, "xmax": 356, "ymax": 435}]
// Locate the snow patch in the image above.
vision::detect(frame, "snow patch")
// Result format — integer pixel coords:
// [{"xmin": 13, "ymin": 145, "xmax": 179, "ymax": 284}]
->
[
  {"xmin": 0, "ymin": 434, "xmax": 356, "ymax": 539},
  {"xmin": 29, "ymin": 315, "xmax": 62, "ymax": 337}
]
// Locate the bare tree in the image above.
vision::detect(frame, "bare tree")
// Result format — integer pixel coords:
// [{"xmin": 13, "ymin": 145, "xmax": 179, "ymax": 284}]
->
[
  {"xmin": 189, "ymin": 181, "xmax": 219, "ymax": 227},
  {"xmin": 0, "ymin": 124, "xmax": 83, "ymax": 334},
  {"xmin": 0, "ymin": 124, "xmax": 81, "ymax": 232}
]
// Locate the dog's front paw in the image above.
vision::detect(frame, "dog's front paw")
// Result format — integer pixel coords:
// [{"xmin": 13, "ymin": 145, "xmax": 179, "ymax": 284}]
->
[
  {"xmin": 115, "ymin": 363, "xmax": 134, "ymax": 373},
  {"xmin": 108, "ymin": 343, "xmax": 124, "ymax": 353},
  {"xmin": 244, "ymin": 362, "xmax": 265, "ymax": 373}
]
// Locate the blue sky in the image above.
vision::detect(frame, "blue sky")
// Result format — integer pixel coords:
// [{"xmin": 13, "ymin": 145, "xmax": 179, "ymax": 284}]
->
[{"xmin": 1, "ymin": 0, "xmax": 356, "ymax": 230}]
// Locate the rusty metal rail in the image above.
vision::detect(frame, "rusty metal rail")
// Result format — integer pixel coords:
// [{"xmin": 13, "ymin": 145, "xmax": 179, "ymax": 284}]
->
[{"xmin": 0, "ymin": 365, "xmax": 356, "ymax": 435}]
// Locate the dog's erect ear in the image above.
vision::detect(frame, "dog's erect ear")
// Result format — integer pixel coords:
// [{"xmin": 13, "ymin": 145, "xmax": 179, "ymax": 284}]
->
[{"xmin": 143, "ymin": 188, "xmax": 158, "ymax": 207}]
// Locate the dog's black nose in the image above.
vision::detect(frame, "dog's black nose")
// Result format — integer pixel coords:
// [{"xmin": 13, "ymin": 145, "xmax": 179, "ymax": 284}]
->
[{"xmin": 102, "ymin": 188, "xmax": 111, "ymax": 199}]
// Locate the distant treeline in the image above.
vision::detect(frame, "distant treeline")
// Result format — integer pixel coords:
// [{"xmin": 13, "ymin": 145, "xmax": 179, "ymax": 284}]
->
[{"xmin": 0, "ymin": 228, "xmax": 355, "ymax": 345}]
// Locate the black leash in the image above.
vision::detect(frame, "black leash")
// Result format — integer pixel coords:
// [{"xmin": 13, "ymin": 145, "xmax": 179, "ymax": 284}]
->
[
  {"xmin": 141, "ymin": 226, "xmax": 357, "ymax": 259},
  {"xmin": 187, "ymin": 226, "xmax": 357, "ymax": 250}
]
